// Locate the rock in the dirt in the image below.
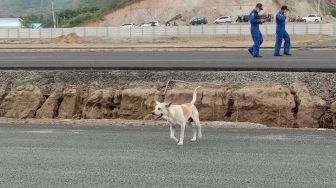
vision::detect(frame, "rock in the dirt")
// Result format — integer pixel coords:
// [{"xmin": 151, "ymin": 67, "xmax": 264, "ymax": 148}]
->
[
  {"xmin": 58, "ymin": 88, "xmax": 82, "ymax": 119},
  {"xmin": 330, "ymin": 101, "xmax": 336, "ymax": 114},
  {"xmin": 118, "ymin": 88, "xmax": 160, "ymax": 119},
  {"xmin": 231, "ymin": 84, "xmax": 296, "ymax": 127},
  {"xmin": 290, "ymin": 83, "xmax": 327, "ymax": 128},
  {"xmin": 0, "ymin": 85, "xmax": 45, "ymax": 118},
  {"xmin": 36, "ymin": 85, "xmax": 64, "ymax": 119},
  {"xmin": 198, "ymin": 88, "xmax": 230, "ymax": 121},
  {"xmin": 83, "ymin": 89, "xmax": 115, "ymax": 119}
]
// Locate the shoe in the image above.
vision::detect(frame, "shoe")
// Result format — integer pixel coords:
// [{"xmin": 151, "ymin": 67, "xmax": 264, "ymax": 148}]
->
[
  {"xmin": 253, "ymin": 55, "xmax": 263, "ymax": 58},
  {"xmin": 248, "ymin": 49, "xmax": 253, "ymax": 56},
  {"xmin": 284, "ymin": 53, "xmax": 292, "ymax": 56},
  {"xmin": 274, "ymin": 54, "xmax": 282, "ymax": 56}
]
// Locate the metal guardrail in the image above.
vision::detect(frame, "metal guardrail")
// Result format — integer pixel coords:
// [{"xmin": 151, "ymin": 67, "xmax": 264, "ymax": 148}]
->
[{"xmin": 0, "ymin": 23, "xmax": 335, "ymax": 39}]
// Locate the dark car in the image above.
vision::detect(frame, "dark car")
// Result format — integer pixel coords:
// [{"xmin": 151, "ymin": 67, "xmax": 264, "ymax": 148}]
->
[
  {"xmin": 236, "ymin": 15, "xmax": 250, "ymax": 23},
  {"xmin": 260, "ymin": 14, "xmax": 274, "ymax": 22},
  {"xmin": 190, "ymin": 17, "xmax": 208, "ymax": 25}
]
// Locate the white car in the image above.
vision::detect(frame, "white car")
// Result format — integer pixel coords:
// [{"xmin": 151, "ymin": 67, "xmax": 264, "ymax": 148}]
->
[
  {"xmin": 302, "ymin": 15, "xmax": 322, "ymax": 22},
  {"xmin": 120, "ymin": 23, "xmax": 136, "ymax": 28},
  {"xmin": 214, "ymin": 16, "xmax": 232, "ymax": 24}
]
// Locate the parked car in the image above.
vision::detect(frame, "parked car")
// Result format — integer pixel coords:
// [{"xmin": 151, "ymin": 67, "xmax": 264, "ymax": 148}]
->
[
  {"xmin": 260, "ymin": 14, "xmax": 274, "ymax": 22},
  {"xmin": 302, "ymin": 14, "xmax": 322, "ymax": 22},
  {"xmin": 214, "ymin": 16, "xmax": 232, "ymax": 24},
  {"xmin": 236, "ymin": 15, "xmax": 250, "ymax": 23},
  {"xmin": 190, "ymin": 17, "xmax": 208, "ymax": 25},
  {"xmin": 140, "ymin": 21, "xmax": 160, "ymax": 27},
  {"xmin": 120, "ymin": 23, "xmax": 136, "ymax": 28}
]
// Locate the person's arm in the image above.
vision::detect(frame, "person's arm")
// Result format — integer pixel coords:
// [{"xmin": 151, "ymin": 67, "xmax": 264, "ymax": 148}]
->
[{"xmin": 276, "ymin": 12, "xmax": 287, "ymax": 22}]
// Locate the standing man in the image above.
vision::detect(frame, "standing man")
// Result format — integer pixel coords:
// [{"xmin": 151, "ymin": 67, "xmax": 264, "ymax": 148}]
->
[
  {"xmin": 248, "ymin": 3, "xmax": 265, "ymax": 58},
  {"xmin": 274, "ymin": 5, "xmax": 292, "ymax": 56}
]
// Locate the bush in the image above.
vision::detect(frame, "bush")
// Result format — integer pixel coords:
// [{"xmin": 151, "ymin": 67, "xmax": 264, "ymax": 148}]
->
[{"xmin": 331, "ymin": 8, "xmax": 336, "ymax": 17}]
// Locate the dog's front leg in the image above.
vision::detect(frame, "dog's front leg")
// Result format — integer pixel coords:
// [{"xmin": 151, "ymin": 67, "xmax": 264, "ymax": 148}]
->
[
  {"xmin": 169, "ymin": 124, "xmax": 178, "ymax": 143},
  {"xmin": 177, "ymin": 123, "xmax": 186, "ymax": 146}
]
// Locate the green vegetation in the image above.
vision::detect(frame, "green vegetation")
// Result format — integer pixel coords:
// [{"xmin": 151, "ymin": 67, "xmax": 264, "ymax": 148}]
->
[
  {"xmin": 58, "ymin": 0, "xmax": 129, "ymax": 27},
  {"xmin": 331, "ymin": 8, "xmax": 336, "ymax": 17}
]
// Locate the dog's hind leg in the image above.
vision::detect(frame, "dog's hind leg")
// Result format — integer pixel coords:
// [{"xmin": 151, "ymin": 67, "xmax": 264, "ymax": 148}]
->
[
  {"xmin": 188, "ymin": 122, "xmax": 197, "ymax": 142},
  {"xmin": 177, "ymin": 123, "xmax": 186, "ymax": 146},
  {"xmin": 191, "ymin": 126, "xmax": 197, "ymax": 141},
  {"xmin": 169, "ymin": 124, "xmax": 179, "ymax": 143},
  {"xmin": 194, "ymin": 117, "xmax": 202, "ymax": 139}
]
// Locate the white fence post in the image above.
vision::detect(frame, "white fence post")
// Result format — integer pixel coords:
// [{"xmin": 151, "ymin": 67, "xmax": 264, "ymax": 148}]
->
[
  {"xmin": 226, "ymin": 24, "xmax": 229, "ymax": 35},
  {"xmin": 152, "ymin": 26, "xmax": 155, "ymax": 38},
  {"xmin": 189, "ymin": 25, "xmax": 191, "ymax": 36},
  {"xmin": 177, "ymin": 26, "xmax": 180, "ymax": 36},
  {"xmin": 319, "ymin": 23, "xmax": 322, "ymax": 35},
  {"xmin": 130, "ymin": 27, "xmax": 132, "ymax": 38},
  {"xmin": 240, "ymin": 24, "xmax": 242, "ymax": 36},
  {"xmin": 141, "ymin": 26, "xmax": 144, "ymax": 37},
  {"xmin": 214, "ymin": 25, "xmax": 216, "ymax": 35}
]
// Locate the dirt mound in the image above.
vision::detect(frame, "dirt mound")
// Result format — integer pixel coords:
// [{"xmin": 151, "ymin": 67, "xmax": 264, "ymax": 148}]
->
[{"xmin": 53, "ymin": 33, "xmax": 87, "ymax": 44}]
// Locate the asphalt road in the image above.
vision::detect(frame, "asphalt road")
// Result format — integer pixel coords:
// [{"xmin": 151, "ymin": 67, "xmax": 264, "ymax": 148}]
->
[
  {"xmin": 0, "ymin": 124, "xmax": 335, "ymax": 187},
  {"xmin": 1, "ymin": 50, "xmax": 336, "ymax": 72}
]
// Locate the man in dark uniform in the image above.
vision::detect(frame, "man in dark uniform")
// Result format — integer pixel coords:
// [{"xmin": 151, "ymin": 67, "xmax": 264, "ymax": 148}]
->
[
  {"xmin": 248, "ymin": 3, "xmax": 265, "ymax": 58},
  {"xmin": 274, "ymin": 5, "xmax": 292, "ymax": 56}
]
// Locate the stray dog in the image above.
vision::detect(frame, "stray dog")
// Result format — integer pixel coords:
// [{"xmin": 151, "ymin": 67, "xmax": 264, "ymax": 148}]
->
[{"xmin": 152, "ymin": 86, "xmax": 202, "ymax": 146}]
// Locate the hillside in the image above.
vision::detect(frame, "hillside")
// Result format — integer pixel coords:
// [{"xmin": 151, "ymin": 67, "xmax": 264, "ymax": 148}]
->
[
  {"xmin": 0, "ymin": 0, "xmax": 117, "ymax": 17},
  {"xmin": 85, "ymin": 0, "xmax": 329, "ymax": 26}
]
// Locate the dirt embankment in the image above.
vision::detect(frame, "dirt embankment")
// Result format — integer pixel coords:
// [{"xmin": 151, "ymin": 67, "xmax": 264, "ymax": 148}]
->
[
  {"xmin": 0, "ymin": 70, "xmax": 335, "ymax": 129},
  {"xmin": 85, "ymin": 0, "xmax": 324, "ymax": 27}
]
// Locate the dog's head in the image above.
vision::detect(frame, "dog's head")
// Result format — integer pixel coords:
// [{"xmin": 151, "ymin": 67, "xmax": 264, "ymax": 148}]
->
[{"xmin": 152, "ymin": 101, "xmax": 172, "ymax": 120}]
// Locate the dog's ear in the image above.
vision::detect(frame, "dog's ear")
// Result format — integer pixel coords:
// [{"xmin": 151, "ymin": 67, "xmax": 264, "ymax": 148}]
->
[
  {"xmin": 155, "ymin": 101, "xmax": 160, "ymax": 105},
  {"xmin": 165, "ymin": 102, "xmax": 172, "ymax": 108}
]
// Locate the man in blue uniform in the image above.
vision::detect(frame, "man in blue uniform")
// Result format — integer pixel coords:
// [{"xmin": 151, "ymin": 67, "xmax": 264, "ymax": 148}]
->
[
  {"xmin": 248, "ymin": 3, "xmax": 265, "ymax": 58},
  {"xmin": 274, "ymin": 5, "xmax": 292, "ymax": 56}
]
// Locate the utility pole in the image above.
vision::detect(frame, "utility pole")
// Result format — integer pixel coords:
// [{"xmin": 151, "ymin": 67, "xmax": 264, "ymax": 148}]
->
[{"xmin": 51, "ymin": 0, "xmax": 56, "ymax": 28}]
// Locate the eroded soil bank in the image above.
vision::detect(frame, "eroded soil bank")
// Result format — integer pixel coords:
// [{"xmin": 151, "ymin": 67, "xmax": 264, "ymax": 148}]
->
[{"xmin": 1, "ymin": 70, "xmax": 336, "ymax": 129}]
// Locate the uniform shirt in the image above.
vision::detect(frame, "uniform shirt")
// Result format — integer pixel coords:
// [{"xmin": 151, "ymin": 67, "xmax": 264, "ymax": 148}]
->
[
  {"xmin": 276, "ymin": 11, "xmax": 287, "ymax": 30},
  {"xmin": 249, "ymin": 9, "xmax": 262, "ymax": 29}
]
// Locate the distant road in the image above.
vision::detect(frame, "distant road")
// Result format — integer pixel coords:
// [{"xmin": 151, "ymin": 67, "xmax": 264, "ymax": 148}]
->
[
  {"xmin": 1, "ymin": 50, "xmax": 336, "ymax": 72},
  {"xmin": 0, "ymin": 124, "xmax": 335, "ymax": 187}
]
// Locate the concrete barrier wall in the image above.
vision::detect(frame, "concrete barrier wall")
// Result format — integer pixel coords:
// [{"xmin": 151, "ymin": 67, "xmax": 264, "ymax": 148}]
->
[{"xmin": 0, "ymin": 23, "xmax": 335, "ymax": 39}]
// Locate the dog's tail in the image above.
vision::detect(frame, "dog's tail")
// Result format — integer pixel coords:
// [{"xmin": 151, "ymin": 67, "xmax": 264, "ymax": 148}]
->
[{"xmin": 191, "ymin": 86, "xmax": 201, "ymax": 105}]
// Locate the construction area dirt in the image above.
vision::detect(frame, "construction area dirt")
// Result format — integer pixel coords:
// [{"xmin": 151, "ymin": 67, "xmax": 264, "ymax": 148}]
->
[
  {"xmin": 0, "ymin": 70, "xmax": 335, "ymax": 129},
  {"xmin": 85, "ymin": 0, "xmax": 334, "ymax": 27}
]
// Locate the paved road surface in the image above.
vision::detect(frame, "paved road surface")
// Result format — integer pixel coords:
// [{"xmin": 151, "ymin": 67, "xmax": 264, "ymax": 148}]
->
[
  {"xmin": 1, "ymin": 50, "xmax": 336, "ymax": 72},
  {"xmin": 0, "ymin": 124, "xmax": 335, "ymax": 187}
]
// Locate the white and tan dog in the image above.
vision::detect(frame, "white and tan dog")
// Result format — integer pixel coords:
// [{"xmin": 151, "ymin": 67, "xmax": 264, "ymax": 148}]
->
[{"xmin": 152, "ymin": 86, "xmax": 202, "ymax": 146}]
